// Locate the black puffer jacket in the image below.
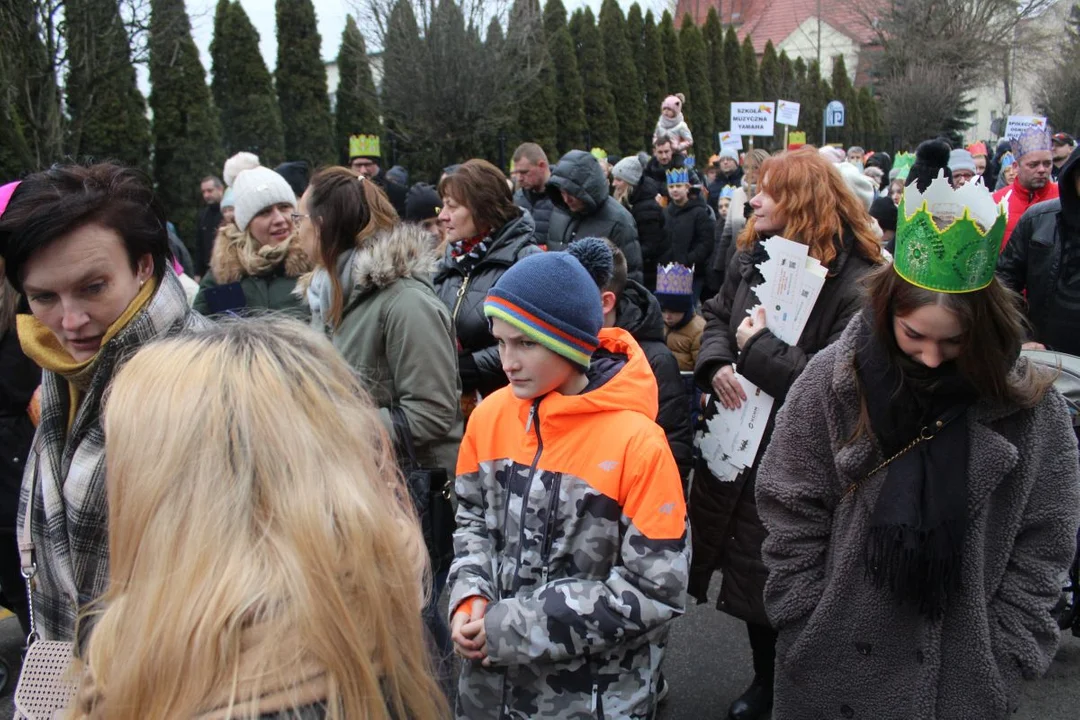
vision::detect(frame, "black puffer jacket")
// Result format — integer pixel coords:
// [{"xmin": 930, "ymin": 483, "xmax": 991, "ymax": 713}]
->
[
  {"xmin": 689, "ymin": 231, "xmax": 878, "ymax": 625},
  {"xmin": 546, "ymin": 150, "xmax": 644, "ymax": 282},
  {"xmin": 0, "ymin": 327, "xmax": 38, "ymax": 533},
  {"xmin": 433, "ymin": 211, "xmax": 540, "ymax": 396},
  {"xmin": 998, "ymin": 147, "xmax": 1080, "ymax": 355},
  {"xmin": 627, "ymin": 177, "xmax": 666, "ymax": 290},
  {"xmin": 661, "ymin": 194, "xmax": 714, "ymax": 281},
  {"xmin": 612, "ymin": 280, "xmax": 693, "ymax": 483},
  {"xmin": 513, "ymin": 187, "xmax": 553, "ymax": 248}
]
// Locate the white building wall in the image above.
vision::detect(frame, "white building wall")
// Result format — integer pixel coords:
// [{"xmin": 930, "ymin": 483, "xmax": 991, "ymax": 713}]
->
[{"xmin": 776, "ymin": 18, "xmax": 859, "ymax": 84}]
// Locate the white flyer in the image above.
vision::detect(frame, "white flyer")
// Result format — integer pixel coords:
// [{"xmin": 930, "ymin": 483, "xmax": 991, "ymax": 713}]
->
[{"xmin": 700, "ymin": 372, "xmax": 775, "ymax": 479}]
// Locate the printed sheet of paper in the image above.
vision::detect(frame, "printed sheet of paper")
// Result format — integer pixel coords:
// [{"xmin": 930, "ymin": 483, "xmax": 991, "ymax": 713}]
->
[{"xmin": 697, "ymin": 237, "xmax": 824, "ymax": 480}]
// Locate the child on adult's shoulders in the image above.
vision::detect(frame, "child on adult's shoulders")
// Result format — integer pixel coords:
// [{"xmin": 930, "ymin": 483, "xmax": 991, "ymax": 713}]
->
[{"xmin": 656, "ymin": 262, "xmax": 704, "ymax": 372}]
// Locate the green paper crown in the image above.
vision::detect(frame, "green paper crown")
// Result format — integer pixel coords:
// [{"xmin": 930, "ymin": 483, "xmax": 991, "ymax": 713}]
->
[
  {"xmin": 894, "ymin": 173, "xmax": 1006, "ymax": 293},
  {"xmin": 349, "ymin": 134, "xmax": 380, "ymax": 159},
  {"xmin": 892, "ymin": 152, "xmax": 915, "ymax": 180}
]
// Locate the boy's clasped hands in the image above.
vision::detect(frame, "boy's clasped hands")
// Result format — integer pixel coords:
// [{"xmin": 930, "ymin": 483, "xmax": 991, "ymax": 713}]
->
[{"xmin": 451, "ymin": 596, "xmax": 492, "ymax": 667}]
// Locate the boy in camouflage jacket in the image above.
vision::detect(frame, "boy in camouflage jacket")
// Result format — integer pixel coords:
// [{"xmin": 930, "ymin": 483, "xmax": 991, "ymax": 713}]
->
[{"xmin": 448, "ymin": 249, "xmax": 689, "ymax": 719}]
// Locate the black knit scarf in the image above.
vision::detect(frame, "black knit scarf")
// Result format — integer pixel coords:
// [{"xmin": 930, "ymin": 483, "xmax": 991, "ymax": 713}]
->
[{"xmin": 854, "ymin": 314, "xmax": 977, "ymax": 619}]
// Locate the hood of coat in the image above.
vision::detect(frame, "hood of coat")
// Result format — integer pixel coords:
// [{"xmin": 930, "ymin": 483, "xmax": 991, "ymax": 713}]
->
[
  {"xmin": 616, "ymin": 280, "xmax": 666, "ymax": 343},
  {"xmin": 546, "ymin": 150, "xmax": 609, "ymax": 213},
  {"xmin": 1059, "ymin": 145, "xmax": 1080, "ymax": 228},
  {"xmin": 630, "ymin": 176, "xmax": 663, "ymax": 206},
  {"xmin": 347, "ymin": 223, "xmax": 440, "ymax": 298},
  {"xmin": 509, "ymin": 327, "xmax": 659, "ymax": 430},
  {"xmin": 209, "ymin": 223, "xmax": 312, "ymax": 284}
]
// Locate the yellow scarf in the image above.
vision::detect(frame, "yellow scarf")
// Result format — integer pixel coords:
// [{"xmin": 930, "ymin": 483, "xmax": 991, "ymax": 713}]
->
[{"xmin": 17, "ymin": 278, "xmax": 159, "ymax": 431}]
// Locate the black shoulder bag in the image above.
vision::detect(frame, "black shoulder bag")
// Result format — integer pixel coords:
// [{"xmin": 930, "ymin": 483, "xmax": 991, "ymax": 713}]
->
[{"xmin": 391, "ymin": 408, "xmax": 455, "ymax": 573}]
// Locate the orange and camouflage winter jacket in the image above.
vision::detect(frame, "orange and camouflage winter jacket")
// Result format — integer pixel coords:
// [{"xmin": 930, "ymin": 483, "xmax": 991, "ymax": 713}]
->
[{"xmin": 448, "ymin": 326, "xmax": 689, "ymax": 720}]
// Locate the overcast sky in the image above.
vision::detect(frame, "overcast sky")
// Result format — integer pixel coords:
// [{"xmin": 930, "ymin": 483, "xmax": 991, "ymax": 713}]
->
[{"xmin": 186, "ymin": 0, "xmax": 668, "ymax": 71}]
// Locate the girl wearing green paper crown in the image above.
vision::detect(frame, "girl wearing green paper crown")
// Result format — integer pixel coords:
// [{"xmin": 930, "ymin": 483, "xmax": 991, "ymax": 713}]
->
[{"xmin": 755, "ymin": 172, "xmax": 1080, "ymax": 719}]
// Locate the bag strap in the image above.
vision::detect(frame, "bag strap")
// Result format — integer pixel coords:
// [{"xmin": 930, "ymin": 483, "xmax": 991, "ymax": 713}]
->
[
  {"xmin": 841, "ymin": 405, "xmax": 967, "ymax": 501},
  {"xmin": 390, "ymin": 407, "xmax": 420, "ymax": 473},
  {"xmin": 19, "ymin": 455, "xmax": 40, "ymax": 645}
]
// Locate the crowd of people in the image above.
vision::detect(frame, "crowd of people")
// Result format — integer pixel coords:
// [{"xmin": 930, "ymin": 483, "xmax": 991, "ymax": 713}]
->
[{"xmin": 0, "ymin": 97, "xmax": 1079, "ymax": 719}]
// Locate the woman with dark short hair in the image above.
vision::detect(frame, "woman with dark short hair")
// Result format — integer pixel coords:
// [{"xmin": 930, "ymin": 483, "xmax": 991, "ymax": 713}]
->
[
  {"xmin": 433, "ymin": 160, "xmax": 539, "ymax": 412},
  {"xmin": 0, "ymin": 163, "xmax": 208, "ymax": 642}
]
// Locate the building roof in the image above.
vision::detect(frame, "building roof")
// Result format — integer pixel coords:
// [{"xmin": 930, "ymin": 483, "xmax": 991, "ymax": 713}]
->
[{"xmin": 674, "ymin": 0, "xmax": 882, "ymax": 54}]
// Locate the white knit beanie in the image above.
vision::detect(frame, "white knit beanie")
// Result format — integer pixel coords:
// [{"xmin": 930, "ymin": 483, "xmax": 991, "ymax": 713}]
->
[
  {"xmin": 833, "ymin": 162, "xmax": 876, "ymax": 211},
  {"xmin": 232, "ymin": 167, "xmax": 296, "ymax": 232},
  {"xmin": 223, "ymin": 151, "xmax": 261, "ymax": 188}
]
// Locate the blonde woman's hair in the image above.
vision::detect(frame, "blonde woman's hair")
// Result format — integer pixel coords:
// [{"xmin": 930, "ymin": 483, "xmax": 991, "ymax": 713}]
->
[{"xmin": 81, "ymin": 317, "xmax": 446, "ymax": 720}]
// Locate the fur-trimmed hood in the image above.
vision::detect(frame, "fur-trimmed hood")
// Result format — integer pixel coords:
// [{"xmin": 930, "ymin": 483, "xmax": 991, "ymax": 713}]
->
[
  {"xmin": 209, "ymin": 223, "xmax": 312, "ymax": 284},
  {"xmin": 347, "ymin": 223, "xmax": 439, "ymax": 298}
]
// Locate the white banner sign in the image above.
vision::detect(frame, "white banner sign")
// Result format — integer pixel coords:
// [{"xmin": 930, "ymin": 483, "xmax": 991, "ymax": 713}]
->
[
  {"xmin": 730, "ymin": 102, "xmax": 776, "ymax": 136},
  {"xmin": 718, "ymin": 131, "xmax": 743, "ymax": 151},
  {"xmin": 777, "ymin": 99, "xmax": 800, "ymax": 127},
  {"xmin": 1004, "ymin": 115, "xmax": 1048, "ymax": 140}
]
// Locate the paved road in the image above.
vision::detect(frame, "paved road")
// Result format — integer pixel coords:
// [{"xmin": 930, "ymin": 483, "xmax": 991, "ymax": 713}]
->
[{"xmin": 0, "ymin": 584, "xmax": 1076, "ymax": 719}]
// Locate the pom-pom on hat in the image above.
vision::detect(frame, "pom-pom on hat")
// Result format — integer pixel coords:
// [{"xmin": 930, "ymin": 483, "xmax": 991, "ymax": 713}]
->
[
  {"xmin": 232, "ymin": 167, "xmax": 297, "ymax": 233},
  {"xmin": 1011, "ymin": 126, "xmax": 1052, "ymax": 159},
  {"xmin": 484, "ymin": 252, "xmax": 604, "ymax": 370},
  {"xmin": 223, "ymin": 151, "xmax": 260, "ymax": 188},
  {"xmin": 611, "ymin": 156, "xmax": 644, "ymax": 187},
  {"xmin": 909, "ymin": 139, "xmax": 952, "ymax": 191},
  {"xmin": 567, "ymin": 237, "xmax": 615, "ymax": 289}
]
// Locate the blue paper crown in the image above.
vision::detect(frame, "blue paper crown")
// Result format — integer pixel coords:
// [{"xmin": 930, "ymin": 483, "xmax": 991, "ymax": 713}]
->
[
  {"xmin": 1011, "ymin": 126, "xmax": 1051, "ymax": 158},
  {"xmin": 666, "ymin": 167, "xmax": 690, "ymax": 185},
  {"xmin": 656, "ymin": 263, "xmax": 694, "ymax": 295}
]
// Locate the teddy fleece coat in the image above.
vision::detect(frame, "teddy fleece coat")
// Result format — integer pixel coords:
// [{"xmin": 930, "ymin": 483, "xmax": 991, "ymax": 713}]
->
[
  {"xmin": 328, "ymin": 225, "xmax": 463, "ymax": 476},
  {"xmin": 756, "ymin": 313, "xmax": 1080, "ymax": 720},
  {"xmin": 448, "ymin": 328, "xmax": 689, "ymax": 719}
]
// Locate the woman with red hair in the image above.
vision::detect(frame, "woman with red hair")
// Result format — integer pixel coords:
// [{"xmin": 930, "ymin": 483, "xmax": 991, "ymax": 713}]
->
[{"xmin": 689, "ymin": 147, "xmax": 884, "ymax": 720}]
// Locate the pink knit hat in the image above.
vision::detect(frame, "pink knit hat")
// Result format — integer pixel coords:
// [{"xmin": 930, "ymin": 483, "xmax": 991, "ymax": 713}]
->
[{"xmin": 662, "ymin": 95, "xmax": 683, "ymax": 113}]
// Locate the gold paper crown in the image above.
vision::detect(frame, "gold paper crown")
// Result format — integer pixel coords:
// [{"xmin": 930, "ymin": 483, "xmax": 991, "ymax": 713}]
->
[{"xmin": 349, "ymin": 134, "xmax": 380, "ymax": 160}]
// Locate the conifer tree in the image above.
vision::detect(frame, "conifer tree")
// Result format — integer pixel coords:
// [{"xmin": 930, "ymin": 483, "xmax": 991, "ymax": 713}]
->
[
  {"xmin": 65, "ymin": 0, "xmax": 151, "ymax": 170},
  {"xmin": 680, "ymin": 14, "xmax": 713, "ymax": 156},
  {"xmin": 626, "ymin": 4, "xmax": 644, "ymax": 50},
  {"xmin": 1, "ymin": 0, "xmax": 63, "ymax": 173},
  {"xmin": 211, "ymin": 0, "xmax": 285, "ymax": 165},
  {"xmin": 703, "ymin": 9, "xmax": 729, "ymax": 139},
  {"xmin": 568, "ymin": 9, "xmax": 583, "ymax": 49},
  {"xmin": 802, "ymin": 59, "xmax": 828, "ymax": 145},
  {"xmin": 481, "ymin": 16, "xmax": 506, "ymax": 162},
  {"xmin": 777, "ymin": 51, "xmax": 795, "ymax": 103},
  {"xmin": 859, "ymin": 87, "xmax": 883, "ymax": 149},
  {"xmin": 793, "ymin": 56, "xmax": 808, "ymax": 90},
  {"xmin": 724, "ymin": 25, "xmax": 745, "ymax": 102},
  {"xmin": 658, "ymin": 11, "xmax": 686, "ymax": 97},
  {"xmin": 758, "ymin": 40, "xmax": 782, "ymax": 147},
  {"xmin": 335, "ymin": 16, "xmax": 381, "ymax": 165},
  {"xmin": 830, "ymin": 55, "xmax": 856, "ymax": 147},
  {"xmin": 545, "ymin": 0, "xmax": 587, "ymax": 154},
  {"xmin": 640, "ymin": 11, "xmax": 668, "ymax": 143},
  {"xmin": 574, "ymin": 8, "xmax": 619, "ymax": 150},
  {"xmin": 509, "ymin": 0, "xmax": 557, "ymax": 155},
  {"xmin": 599, "ymin": 0, "xmax": 642, "ymax": 153},
  {"xmin": 379, "ymin": 0, "xmax": 423, "ymax": 165},
  {"xmin": 741, "ymin": 35, "xmax": 761, "ymax": 100},
  {"xmin": 275, "ymin": 0, "xmax": 335, "ymax": 166},
  {"xmin": 148, "ymin": 0, "xmax": 222, "ymax": 245}
]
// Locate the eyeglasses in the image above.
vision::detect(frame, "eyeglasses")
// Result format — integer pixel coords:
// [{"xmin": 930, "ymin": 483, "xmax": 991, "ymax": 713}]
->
[{"xmin": 290, "ymin": 213, "xmax": 309, "ymax": 225}]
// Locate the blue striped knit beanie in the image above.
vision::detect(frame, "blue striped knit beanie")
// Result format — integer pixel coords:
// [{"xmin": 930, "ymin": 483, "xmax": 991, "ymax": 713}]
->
[{"xmin": 484, "ymin": 252, "xmax": 603, "ymax": 370}]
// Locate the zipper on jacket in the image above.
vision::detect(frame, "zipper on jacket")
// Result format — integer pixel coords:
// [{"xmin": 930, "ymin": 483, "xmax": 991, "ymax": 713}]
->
[
  {"xmin": 539, "ymin": 473, "xmax": 563, "ymax": 585},
  {"xmin": 511, "ymin": 399, "xmax": 544, "ymax": 593},
  {"xmin": 451, "ymin": 272, "xmax": 472, "ymax": 324},
  {"xmin": 498, "ymin": 401, "xmax": 539, "ymax": 591}
]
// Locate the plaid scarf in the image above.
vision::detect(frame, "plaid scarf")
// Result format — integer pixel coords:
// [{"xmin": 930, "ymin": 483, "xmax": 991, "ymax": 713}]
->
[
  {"xmin": 449, "ymin": 233, "xmax": 489, "ymax": 274},
  {"xmin": 19, "ymin": 270, "xmax": 210, "ymax": 641}
]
